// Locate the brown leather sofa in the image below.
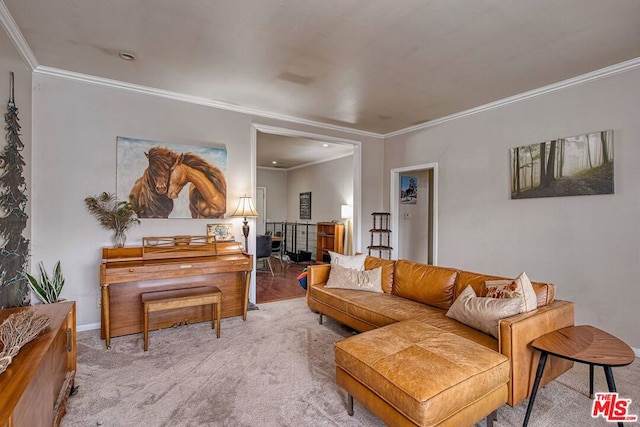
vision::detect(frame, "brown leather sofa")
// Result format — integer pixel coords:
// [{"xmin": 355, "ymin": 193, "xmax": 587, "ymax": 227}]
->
[{"xmin": 306, "ymin": 256, "xmax": 575, "ymax": 409}]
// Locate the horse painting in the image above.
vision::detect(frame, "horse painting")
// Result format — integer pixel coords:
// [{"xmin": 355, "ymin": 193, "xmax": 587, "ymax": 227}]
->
[
  {"xmin": 167, "ymin": 152, "xmax": 227, "ymax": 218},
  {"xmin": 129, "ymin": 147, "xmax": 178, "ymax": 218}
]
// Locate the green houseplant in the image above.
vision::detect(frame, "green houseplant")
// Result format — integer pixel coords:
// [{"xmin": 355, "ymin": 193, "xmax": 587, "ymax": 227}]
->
[
  {"xmin": 85, "ymin": 192, "xmax": 140, "ymax": 247},
  {"xmin": 25, "ymin": 261, "xmax": 64, "ymax": 304}
]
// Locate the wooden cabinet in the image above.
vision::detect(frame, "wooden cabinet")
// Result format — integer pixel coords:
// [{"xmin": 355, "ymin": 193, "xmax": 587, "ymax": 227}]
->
[
  {"xmin": 0, "ymin": 301, "xmax": 76, "ymax": 427},
  {"xmin": 316, "ymin": 222, "xmax": 345, "ymax": 262}
]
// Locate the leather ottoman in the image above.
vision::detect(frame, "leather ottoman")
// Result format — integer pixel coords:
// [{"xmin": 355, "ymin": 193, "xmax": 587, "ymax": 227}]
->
[{"xmin": 335, "ymin": 320, "xmax": 509, "ymax": 427}]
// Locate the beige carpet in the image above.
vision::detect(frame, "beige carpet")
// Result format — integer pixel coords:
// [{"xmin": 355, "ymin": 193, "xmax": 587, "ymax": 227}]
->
[{"xmin": 62, "ymin": 298, "xmax": 639, "ymax": 427}]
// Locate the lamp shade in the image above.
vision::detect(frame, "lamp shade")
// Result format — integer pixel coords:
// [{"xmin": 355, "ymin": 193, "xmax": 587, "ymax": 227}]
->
[{"xmin": 231, "ymin": 196, "xmax": 259, "ymax": 218}]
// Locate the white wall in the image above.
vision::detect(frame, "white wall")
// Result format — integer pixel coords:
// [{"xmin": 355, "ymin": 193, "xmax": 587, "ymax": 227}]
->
[
  {"xmin": 385, "ymin": 68, "xmax": 640, "ymax": 349},
  {"xmin": 30, "ymin": 75, "xmax": 384, "ymax": 328},
  {"xmin": 256, "ymin": 168, "xmax": 287, "ymax": 222},
  {"xmin": 287, "ymin": 155, "xmax": 353, "ymax": 223}
]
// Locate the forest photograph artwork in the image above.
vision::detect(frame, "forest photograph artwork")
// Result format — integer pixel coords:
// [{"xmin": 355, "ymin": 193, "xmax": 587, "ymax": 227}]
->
[{"xmin": 510, "ymin": 130, "xmax": 613, "ymax": 199}]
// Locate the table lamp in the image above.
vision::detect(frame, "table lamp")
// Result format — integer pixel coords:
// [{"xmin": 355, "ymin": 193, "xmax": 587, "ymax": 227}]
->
[{"xmin": 231, "ymin": 195, "xmax": 259, "ymax": 250}]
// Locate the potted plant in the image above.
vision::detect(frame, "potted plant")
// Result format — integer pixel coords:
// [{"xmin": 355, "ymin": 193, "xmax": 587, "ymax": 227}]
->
[
  {"xmin": 85, "ymin": 192, "xmax": 140, "ymax": 247},
  {"xmin": 25, "ymin": 261, "xmax": 65, "ymax": 304}
]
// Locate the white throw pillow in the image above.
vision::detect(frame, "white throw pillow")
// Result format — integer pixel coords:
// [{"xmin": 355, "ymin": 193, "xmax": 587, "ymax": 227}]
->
[
  {"xmin": 325, "ymin": 264, "xmax": 383, "ymax": 293},
  {"xmin": 446, "ymin": 285, "xmax": 522, "ymax": 338},
  {"xmin": 328, "ymin": 251, "xmax": 366, "ymax": 271},
  {"xmin": 485, "ymin": 271, "xmax": 538, "ymax": 313}
]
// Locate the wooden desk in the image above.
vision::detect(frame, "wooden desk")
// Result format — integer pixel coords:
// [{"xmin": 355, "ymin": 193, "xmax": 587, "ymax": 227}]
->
[
  {"xmin": 100, "ymin": 240, "xmax": 252, "ymax": 348},
  {"xmin": 523, "ymin": 325, "xmax": 635, "ymax": 427},
  {"xmin": 0, "ymin": 302, "xmax": 76, "ymax": 427}
]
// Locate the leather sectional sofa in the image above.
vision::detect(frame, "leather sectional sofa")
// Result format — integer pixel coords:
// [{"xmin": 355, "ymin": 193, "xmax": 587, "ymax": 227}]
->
[{"xmin": 306, "ymin": 256, "xmax": 575, "ymax": 424}]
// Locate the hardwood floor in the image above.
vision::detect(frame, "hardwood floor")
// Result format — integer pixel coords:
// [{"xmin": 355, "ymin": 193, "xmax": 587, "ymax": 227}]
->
[{"xmin": 255, "ymin": 257, "xmax": 309, "ymax": 304}]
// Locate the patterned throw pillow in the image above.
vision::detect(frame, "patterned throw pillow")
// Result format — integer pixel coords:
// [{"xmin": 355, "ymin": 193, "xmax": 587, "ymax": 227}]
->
[{"xmin": 485, "ymin": 272, "xmax": 538, "ymax": 313}]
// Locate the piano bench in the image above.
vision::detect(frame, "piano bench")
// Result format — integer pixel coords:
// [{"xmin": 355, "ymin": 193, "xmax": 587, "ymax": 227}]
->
[{"xmin": 141, "ymin": 286, "xmax": 223, "ymax": 351}]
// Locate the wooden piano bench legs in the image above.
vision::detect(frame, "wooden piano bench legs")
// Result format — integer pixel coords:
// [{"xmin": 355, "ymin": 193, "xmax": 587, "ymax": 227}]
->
[{"xmin": 141, "ymin": 286, "xmax": 222, "ymax": 351}]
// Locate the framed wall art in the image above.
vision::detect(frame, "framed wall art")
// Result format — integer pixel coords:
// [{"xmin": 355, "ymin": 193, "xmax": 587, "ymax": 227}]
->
[
  {"xmin": 510, "ymin": 130, "xmax": 614, "ymax": 199},
  {"xmin": 207, "ymin": 223, "xmax": 235, "ymax": 242},
  {"xmin": 400, "ymin": 176, "xmax": 418, "ymax": 204},
  {"xmin": 116, "ymin": 136, "xmax": 228, "ymax": 219},
  {"xmin": 299, "ymin": 192, "xmax": 312, "ymax": 220}
]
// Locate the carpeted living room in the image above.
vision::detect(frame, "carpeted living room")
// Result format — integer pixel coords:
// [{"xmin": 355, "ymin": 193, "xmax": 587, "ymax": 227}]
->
[
  {"xmin": 1, "ymin": 1, "xmax": 639, "ymax": 427},
  {"xmin": 61, "ymin": 295, "xmax": 639, "ymax": 427}
]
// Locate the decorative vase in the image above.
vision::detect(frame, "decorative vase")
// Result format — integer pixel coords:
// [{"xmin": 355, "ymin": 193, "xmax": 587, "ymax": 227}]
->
[{"xmin": 112, "ymin": 230, "xmax": 127, "ymax": 248}]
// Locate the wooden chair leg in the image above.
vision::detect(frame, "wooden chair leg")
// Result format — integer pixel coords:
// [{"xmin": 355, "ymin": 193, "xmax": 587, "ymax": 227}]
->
[
  {"xmin": 216, "ymin": 300, "xmax": 221, "ymax": 338},
  {"xmin": 210, "ymin": 302, "xmax": 216, "ymax": 330},
  {"xmin": 266, "ymin": 258, "xmax": 274, "ymax": 276},
  {"xmin": 143, "ymin": 305, "xmax": 149, "ymax": 351}
]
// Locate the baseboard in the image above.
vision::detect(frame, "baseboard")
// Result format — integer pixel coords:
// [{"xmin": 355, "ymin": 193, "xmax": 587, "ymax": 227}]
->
[{"xmin": 77, "ymin": 322, "xmax": 100, "ymax": 332}]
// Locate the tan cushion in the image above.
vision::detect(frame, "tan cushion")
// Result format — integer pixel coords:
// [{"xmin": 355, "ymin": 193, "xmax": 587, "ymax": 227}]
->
[
  {"xmin": 364, "ymin": 256, "xmax": 395, "ymax": 293},
  {"xmin": 392, "ymin": 260, "xmax": 458, "ymax": 309},
  {"xmin": 533, "ymin": 282, "xmax": 555, "ymax": 306},
  {"xmin": 485, "ymin": 272, "xmax": 538, "ymax": 313},
  {"xmin": 335, "ymin": 320, "xmax": 509, "ymax": 426},
  {"xmin": 326, "ymin": 264, "xmax": 383, "ymax": 293},
  {"xmin": 446, "ymin": 285, "xmax": 522, "ymax": 338},
  {"xmin": 329, "ymin": 251, "xmax": 366, "ymax": 270}
]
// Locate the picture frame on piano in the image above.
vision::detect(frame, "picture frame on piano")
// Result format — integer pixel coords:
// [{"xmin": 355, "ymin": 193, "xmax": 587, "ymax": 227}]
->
[{"xmin": 207, "ymin": 223, "xmax": 235, "ymax": 242}]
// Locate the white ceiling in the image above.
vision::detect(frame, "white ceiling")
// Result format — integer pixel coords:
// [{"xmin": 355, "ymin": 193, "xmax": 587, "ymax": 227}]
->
[{"xmin": 2, "ymin": 0, "xmax": 639, "ymax": 166}]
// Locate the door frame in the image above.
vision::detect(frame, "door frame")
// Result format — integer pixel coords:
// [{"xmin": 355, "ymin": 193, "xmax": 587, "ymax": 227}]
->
[
  {"xmin": 251, "ymin": 123, "xmax": 362, "ymax": 302},
  {"xmin": 256, "ymin": 186, "xmax": 266, "ymax": 235},
  {"xmin": 390, "ymin": 163, "xmax": 438, "ymax": 265}
]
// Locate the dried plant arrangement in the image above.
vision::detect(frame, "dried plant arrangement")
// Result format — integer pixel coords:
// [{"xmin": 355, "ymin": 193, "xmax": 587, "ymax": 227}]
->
[
  {"xmin": 84, "ymin": 191, "xmax": 140, "ymax": 247},
  {"xmin": 0, "ymin": 309, "xmax": 50, "ymax": 375}
]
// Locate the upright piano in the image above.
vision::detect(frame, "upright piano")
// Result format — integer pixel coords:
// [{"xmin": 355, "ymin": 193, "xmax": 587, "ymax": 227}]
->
[{"xmin": 100, "ymin": 237, "xmax": 253, "ymax": 348}]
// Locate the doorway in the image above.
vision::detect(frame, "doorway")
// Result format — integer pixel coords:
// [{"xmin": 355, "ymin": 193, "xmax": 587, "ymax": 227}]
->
[
  {"xmin": 390, "ymin": 163, "xmax": 438, "ymax": 265},
  {"xmin": 251, "ymin": 124, "xmax": 362, "ymax": 303}
]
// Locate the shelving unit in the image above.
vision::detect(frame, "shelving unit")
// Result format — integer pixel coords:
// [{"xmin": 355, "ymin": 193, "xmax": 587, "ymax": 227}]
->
[
  {"xmin": 368, "ymin": 212, "xmax": 392, "ymax": 259},
  {"xmin": 316, "ymin": 222, "xmax": 345, "ymax": 263}
]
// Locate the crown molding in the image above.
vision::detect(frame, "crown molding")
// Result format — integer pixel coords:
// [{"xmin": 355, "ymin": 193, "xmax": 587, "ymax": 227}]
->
[
  {"xmin": 37, "ymin": 55, "xmax": 639, "ymax": 141},
  {"xmin": 384, "ymin": 57, "xmax": 640, "ymax": 138},
  {"xmin": 33, "ymin": 65, "xmax": 383, "ymax": 139},
  {"xmin": 0, "ymin": 1, "xmax": 39, "ymax": 69},
  {"xmin": 3, "ymin": 0, "xmax": 638, "ymax": 140}
]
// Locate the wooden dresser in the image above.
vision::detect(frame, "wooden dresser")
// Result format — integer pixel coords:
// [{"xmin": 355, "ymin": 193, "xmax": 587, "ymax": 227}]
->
[{"xmin": 0, "ymin": 301, "xmax": 77, "ymax": 427}]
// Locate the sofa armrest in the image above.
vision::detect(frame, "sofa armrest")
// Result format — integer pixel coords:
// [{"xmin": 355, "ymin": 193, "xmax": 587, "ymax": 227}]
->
[
  {"xmin": 306, "ymin": 264, "xmax": 331, "ymax": 303},
  {"xmin": 498, "ymin": 300, "xmax": 575, "ymax": 406}
]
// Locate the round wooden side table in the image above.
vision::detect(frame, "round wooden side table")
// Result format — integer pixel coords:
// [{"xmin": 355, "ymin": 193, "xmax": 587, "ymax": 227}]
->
[{"xmin": 523, "ymin": 325, "xmax": 635, "ymax": 427}]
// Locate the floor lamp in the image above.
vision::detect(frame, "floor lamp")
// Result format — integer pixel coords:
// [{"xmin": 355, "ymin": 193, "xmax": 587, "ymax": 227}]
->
[
  {"xmin": 341, "ymin": 204, "xmax": 353, "ymax": 255},
  {"xmin": 231, "ymin": 195, "xmax": 259, "ymax": 250}
]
